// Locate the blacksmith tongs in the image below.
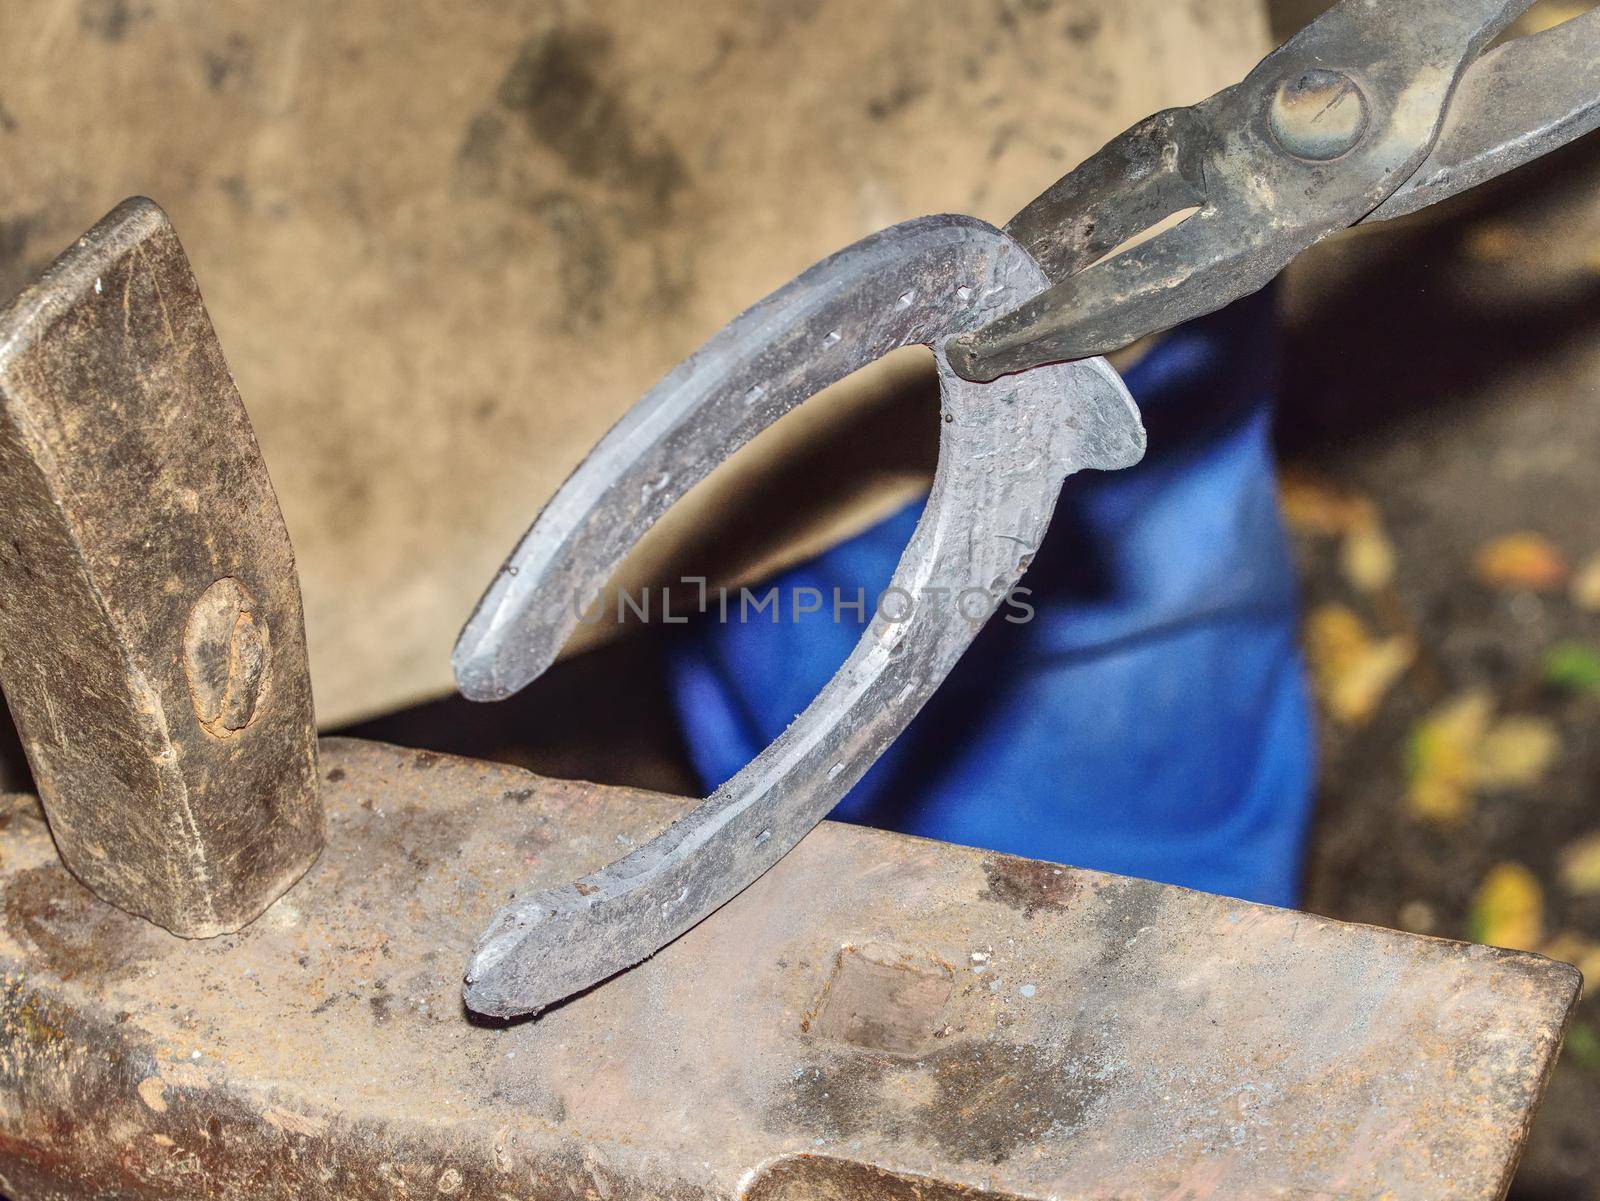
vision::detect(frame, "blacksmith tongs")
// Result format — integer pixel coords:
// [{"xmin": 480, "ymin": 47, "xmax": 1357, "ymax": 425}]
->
[{"xmin": 453, "ymin": 0, "xmax": 1600, "ymax": 1018}]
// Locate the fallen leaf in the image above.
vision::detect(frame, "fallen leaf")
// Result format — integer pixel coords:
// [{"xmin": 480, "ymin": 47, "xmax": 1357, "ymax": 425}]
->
[
  {"xmin": 1473, "ymin": 716, "xmax": 1561, "ymax": 789},
  {"xmin": 1565, "ymin": 1024, "xmax": 1600, "ymax": 1073},
  {"xmin": 1559, "ymin": 833, "xmax": 1600, "ymax": 896},
  {"xmin": 1407, "ymin": 692, "xmax": 1562, "ymax": 822},
  {"xmin": 1305, "ymin": 605, "xmax": 1414, "ymax": 726},
  {"xmin": 1279, "ymin": 474, "xmax": 1376, "ymax": 538},
  {"xmin": 1340, "ymin": 525, "xmax": 1397, "ymax": 594},
  {"xmin": 1542, "ymin": 641, "xmax": 1600, "ymax": 694},
  {"xmin": 1474, "ymin": 533, "xmax": 1569, "ymax": 592},
  {"xmin": 1542, "ymin": 932, "xmax": 1600, "ymax": 982},
  {"xmin": 1406, "ymin": 691, "xmax": 1493, "ymax": 824},
  {"xmin": 1468, "ymin": 863, "xmax": 1544, "ymax": 952},
  {"xmin": 1572, "ymin": 555, "xmax": 1600, "ymax": 611}
]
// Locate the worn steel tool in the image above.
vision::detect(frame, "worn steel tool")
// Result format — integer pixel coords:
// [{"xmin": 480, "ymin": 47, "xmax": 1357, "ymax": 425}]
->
[
  {"xmin": 0, "ymin": 199, "xmax": 321, "ymax": 938},
  {"xmin": 948, "ymin": 0, "xmax": 1600, "ymax": 378},
  {"xmin": 455, "ymin": 0, "xmax": 1600, "ymax": 1019},
  {"xmin": 0, "ymin": 745, "xmax": 1579, "ymax": 1200}
]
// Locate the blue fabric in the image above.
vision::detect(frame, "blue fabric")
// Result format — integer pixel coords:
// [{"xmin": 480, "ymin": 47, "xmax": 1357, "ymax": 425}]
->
[{"xmin": 667, "ymin": 292, "xmax": 1315, "ymax": 907}]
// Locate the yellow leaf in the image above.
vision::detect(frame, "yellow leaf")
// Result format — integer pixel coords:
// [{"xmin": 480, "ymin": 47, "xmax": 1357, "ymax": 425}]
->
[
  {"xmin": 1340, "ymin": 525, "xmax": 1397, "ymax": 593},
  {"xmin": 1541, "ymin": 931, "xmax": 1600, "ymax": 983},
  {"xmin": 1304, "ymin": 605, "xmax": 1414, "ymax": 726},
  {"xmin": 1279, "ymin": 474, "xmax": 1376, "ymax": 538},
  {"xmin": 1473, "ymin": 717, "xmax": 1561, "ymax": 789},
  {"xmin": 1406, "ymin": 691, "xmax": 1492, "ymax": 824},
  {"xmin": 1560, "ymin": 833, "xmax": 1600, "ymax": 896},
  {"xmin": 1474, "ymin": 533, "xmax": 1569, "ymax": 592},
  {"xmin": 1469, "ymin": 863, "xmax": 1544, "ymax": 952},
  {"xmin": 1572, "ymin": 554, "xmax": 1600, "ymax": 611}
]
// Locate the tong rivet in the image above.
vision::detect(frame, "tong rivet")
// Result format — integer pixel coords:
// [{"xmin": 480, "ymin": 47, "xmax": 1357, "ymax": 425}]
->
[{"xmin": 1269, "ymin": 69, "xmax": 1368, "ymax": 161}]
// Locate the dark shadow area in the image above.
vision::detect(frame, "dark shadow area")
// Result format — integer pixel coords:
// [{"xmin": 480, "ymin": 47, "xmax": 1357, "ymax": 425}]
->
[
  {"xmin": 0, "ymin": 691, "xmax": 28, "ymax": 794},
  {"xmin": 1277, "ymin": 134, "xmax": 1600, "ymax": 464},
  {"xmin": 337, "ymin": 632, "xmax": 697, "ymax": 798},
  {"xmin": 641, "ymin": 353, "xmax": 941, "ymax": 607}
]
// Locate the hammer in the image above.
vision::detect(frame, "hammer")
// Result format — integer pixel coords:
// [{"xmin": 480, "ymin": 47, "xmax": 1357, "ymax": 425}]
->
[{"xmin": 0, "ymin": 198, "xmax": 321, "ymax": 938}]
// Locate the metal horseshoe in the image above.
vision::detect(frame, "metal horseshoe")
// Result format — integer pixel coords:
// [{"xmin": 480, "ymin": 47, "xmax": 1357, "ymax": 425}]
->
[{"xmin": 453, "ymin": 214, "xmax": 1145, "ymax": 1018}]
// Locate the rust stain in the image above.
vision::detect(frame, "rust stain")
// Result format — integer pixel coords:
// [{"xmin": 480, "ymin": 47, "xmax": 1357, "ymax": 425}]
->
[
  {"xmin": 747, "ymin": 1155, "xmax": 1036, "ymax": 1201},
  {"xmin": 980, "ymin": 853, "xmax": 1080, "ymax": 918},
  {"xmin": 774, "ymin": 1028, "xmax": 1120, "ymax": 1165}
]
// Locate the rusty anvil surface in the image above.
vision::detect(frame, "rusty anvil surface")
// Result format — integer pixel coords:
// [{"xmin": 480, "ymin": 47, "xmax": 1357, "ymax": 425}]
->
[{"xmin": 0, "ymin": 738, "xmax": 1578, "ymax": 1201}]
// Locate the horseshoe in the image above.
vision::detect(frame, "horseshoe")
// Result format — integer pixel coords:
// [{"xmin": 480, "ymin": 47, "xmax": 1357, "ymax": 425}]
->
[{"xmin": 452, "ymin": 214, "xmax": 1144, "ymax": 1018}]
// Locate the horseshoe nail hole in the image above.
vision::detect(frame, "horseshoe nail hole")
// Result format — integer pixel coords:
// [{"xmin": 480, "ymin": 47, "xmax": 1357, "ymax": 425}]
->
[
  {"xmin": 755, "ymin": 828, "xmax": 771, "ymax": 845},
  {"xmin": 743, "ymin": 383, "xmax": 766, "ymax": 406},
  {"xmin": 897, "ymin": 289, "xmax": 916, "ymax": 309},
  {"xmin": 827, "ymin": 762, "xmax": 846, "ymax": 781},
  {"xmin": 955, "ymin": 285, "xmax": 973, "ymax": 302},
  {"xmin": 821, "ymin": 329, "xmax": 842, "ymax": 348}
]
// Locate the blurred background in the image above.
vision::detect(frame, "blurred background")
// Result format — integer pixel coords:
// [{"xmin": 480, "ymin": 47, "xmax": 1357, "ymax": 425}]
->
[{"xmin": 2, "ymin": 0, "xmax": 1599, "ymax": 1195}]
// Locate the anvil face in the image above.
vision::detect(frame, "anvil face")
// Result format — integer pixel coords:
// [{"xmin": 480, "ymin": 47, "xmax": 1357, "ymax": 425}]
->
[{"xmin": 0, "ymin": 739, "xmax": 1578, "ymax": 1200}]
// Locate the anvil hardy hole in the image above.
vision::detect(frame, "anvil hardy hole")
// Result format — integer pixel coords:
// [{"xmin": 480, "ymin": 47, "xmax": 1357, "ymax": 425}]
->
[{"xmin": 807, "ymin": 942, "xmax": 954, "ymax": 1054}]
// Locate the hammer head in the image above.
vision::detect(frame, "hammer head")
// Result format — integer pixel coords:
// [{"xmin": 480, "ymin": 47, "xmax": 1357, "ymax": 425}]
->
[{"xmin": 0, "ymin": 198, "xmax": 321, "ymax": 937}]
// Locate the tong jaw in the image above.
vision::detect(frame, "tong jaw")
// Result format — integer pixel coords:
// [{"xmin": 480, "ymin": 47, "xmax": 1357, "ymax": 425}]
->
[
  {"xmin": 455, "ymin": 215, "xmax": 1143, "ymax": 1018},
  {"xmin": 947, "ymin": 0, "xmax": 1542, "ymax": 381}
]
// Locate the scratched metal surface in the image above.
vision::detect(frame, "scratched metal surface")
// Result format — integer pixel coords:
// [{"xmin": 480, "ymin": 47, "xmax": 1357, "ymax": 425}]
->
[{"xmin": 0, "ymin": 738, "xmax": 1579, "ymax": 1199}]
